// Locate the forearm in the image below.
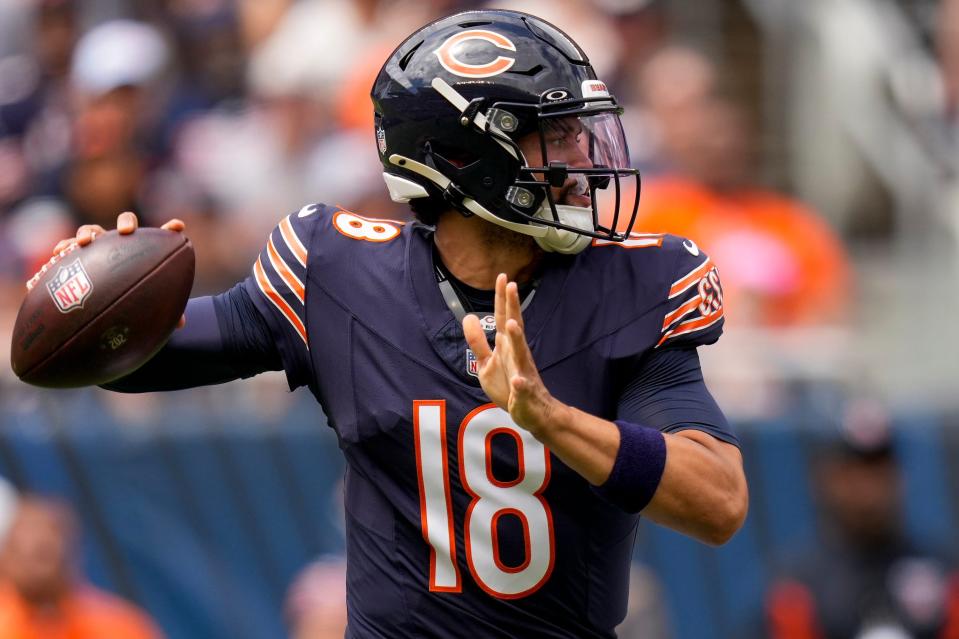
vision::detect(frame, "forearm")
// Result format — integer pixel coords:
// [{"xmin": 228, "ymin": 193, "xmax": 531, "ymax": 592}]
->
[
  {"xmin": 102, "ymin": 297, "xmax": 240, "ymax": 392},
  {"xmin": 642, "ymin": 429, "xmax": 747, "ymax": 545},
  {"xmin": 530, "ymin": 402, "xmax": 619, "ymax": 485},
  {"xmin": 103, "ymin": 288, "xmax": 281, "ymax": 392},
  {"xmin": 533, "ymin": 401, "xmax": 746, "ymax": 545}
]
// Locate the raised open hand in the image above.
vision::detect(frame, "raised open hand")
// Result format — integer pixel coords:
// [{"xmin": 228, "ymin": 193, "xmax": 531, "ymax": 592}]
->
[{"xmin": 462, "ymin": 274, "xmax": 557, "ymax": 436}]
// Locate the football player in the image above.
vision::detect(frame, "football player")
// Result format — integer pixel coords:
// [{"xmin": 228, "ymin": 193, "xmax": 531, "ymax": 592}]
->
[{"xmin": 56, "ymin": 10, "xmax": 747, "ymax": 638}]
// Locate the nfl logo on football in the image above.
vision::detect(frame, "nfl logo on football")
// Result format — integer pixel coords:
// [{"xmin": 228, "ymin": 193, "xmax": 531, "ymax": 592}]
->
[
  {"xmin": 47, "ymin": 259, "xmax": 93, "ymax": 313},
  {"xmin": 466, "ymin": 348, "xmax": 478, "ymax": 377}
]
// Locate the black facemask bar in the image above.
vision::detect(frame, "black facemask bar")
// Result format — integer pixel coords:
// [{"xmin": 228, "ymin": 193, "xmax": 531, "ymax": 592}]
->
[{"xmin": 482, "ymin": 94, "xmax": 642, "ymax": 243}]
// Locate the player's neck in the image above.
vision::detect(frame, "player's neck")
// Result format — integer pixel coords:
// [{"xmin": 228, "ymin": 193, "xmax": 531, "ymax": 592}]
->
[{"xmin": 433, "ymin": 213, "xmax": 544, "ymax": 290}]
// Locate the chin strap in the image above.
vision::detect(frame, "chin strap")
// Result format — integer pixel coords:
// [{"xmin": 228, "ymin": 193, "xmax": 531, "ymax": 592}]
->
[
  {"xmin": 533, "ymin": 205, "xmax": 594, "ymax": 254},
  {"xmin": 385, "ymin": 154, "xmax": 593, "ymax": 254}
]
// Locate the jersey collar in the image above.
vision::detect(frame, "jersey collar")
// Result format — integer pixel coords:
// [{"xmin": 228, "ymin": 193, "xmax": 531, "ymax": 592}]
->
[{"xmin": 407, "ymin": 223, "xmax": 572, "ymax": 362}]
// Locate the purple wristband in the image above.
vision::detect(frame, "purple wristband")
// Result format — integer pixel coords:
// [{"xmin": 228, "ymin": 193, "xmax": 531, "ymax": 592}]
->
[{"xmin": 592, "ymin": 420, "xmax": 667, "ymax": 513}]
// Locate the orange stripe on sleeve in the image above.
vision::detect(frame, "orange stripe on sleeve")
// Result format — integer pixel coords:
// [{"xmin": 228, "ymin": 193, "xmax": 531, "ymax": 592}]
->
[
  {"xmin": 279, "ymin": 217, "xmax": 308, "ymax": 267},
  {"xmin": 656, "ymin": 307, "xmax": 724, "ymax": 347},
  {"xmin": 668, "ymin": 258, "xmax": 712, "ymax": 299},
  {"xmin": 266, "ymin": 236, "xmax": 305, "ymax": 303},
  {"xmin": 254, "ymin": 257, "xmax": 308, "ymax": 346},
  {"xmin": 662, "ymin": 295, "xmax": 702, "ymax": 331}
]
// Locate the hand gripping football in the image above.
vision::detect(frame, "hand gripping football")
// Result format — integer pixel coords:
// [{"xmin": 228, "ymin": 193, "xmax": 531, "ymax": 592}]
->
[{"xmin": 10, "ymin": 228, "xmax": 195, "ymax": 388}]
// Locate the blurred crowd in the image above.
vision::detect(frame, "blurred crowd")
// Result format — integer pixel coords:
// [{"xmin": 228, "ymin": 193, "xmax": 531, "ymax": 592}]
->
[
  {"xmin": 0, "ymin": 0, "xmax": 822, "ymax": 411},
  {"xmin": 1, "ymin": 0, "xmax": 955, "ymax": 414},
  {"xmin": 1, "ymin": 2, "xmax": 958, "ymax": 638},
  {"xmin": 0, "ymin": 0, "xmax": 956, "ymax": 408}
]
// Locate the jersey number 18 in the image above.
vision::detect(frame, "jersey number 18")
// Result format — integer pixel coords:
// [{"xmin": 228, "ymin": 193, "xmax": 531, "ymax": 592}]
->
[{"xmin": 413, "ymin": 401, "xmax": 555, "ymax": 599}]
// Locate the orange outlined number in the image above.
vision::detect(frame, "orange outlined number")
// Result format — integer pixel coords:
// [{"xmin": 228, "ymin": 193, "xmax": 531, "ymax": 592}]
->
[
  {"xmin": 332, "ymin": 211, "xmax": 401, "ymax": 242},
  {"xmin": 697, "ymin": 268, "xmax": 723, "ymax": 315},
  {"xmin": 414, "ymin": 402, "xmax": 555, "ymax": 599},
  {"xmin": 414, "ymin": 401, "xmax": 461, "ymax": 593}
]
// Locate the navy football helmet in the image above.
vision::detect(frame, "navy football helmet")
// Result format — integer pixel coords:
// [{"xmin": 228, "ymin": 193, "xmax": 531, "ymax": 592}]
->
[{"xmin": 371, "ymin": 10, "xmax": 640, "ymax": 254}]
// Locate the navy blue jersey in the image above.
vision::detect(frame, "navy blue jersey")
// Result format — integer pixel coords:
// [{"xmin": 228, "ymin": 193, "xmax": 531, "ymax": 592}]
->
[{"xmin": 244, "ymin": 203, "xmax": 733, "ymax": 638}]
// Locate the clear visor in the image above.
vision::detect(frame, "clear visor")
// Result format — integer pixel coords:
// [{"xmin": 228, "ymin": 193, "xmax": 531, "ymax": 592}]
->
[
  {"xmin": 519, "ymin": 110, "xmax": 639, "ymax": 239},
  {"xmin": 536, "ymin": 112, "xmax": 630, "ymax": 171}
]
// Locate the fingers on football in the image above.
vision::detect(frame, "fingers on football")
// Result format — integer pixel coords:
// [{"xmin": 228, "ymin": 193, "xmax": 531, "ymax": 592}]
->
[
  {"xmin": 117, "ymin": 211, "xmax": 139, "ymax": 234},
  {"xmin": 76, "ymin": 224, "xmax": 107, "ymax": 246},
  {"xmin": 463, "ymin": 315, "xmax": 492, "ymax": 360},
  {"xmin": 161, "ymin": 218, "xmax": 185, "ymax": 232}
]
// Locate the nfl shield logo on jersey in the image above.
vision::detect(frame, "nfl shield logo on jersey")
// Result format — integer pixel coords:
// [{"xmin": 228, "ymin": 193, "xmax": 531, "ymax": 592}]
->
[
  {"xmin": 47, "ymin": 259, "xmax": 93, "ymax": 313},
  {"xmin": 466, "ymin": 348, "xmax": 478, "ymax": 377}
]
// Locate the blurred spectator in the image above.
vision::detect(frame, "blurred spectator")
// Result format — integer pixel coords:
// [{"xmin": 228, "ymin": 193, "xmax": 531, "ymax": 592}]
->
[
  {"xmin": 622, "ymin": 47, "xmax": 851, "ymax": 327},
  {"xmin": 625, "ymin": 44, "xmax": 718, "ymax": 174},
  {"xmin": 285, "ymin": 556, "xmax": 347, "ymax": 639},
  {"xmin": 63, "ymin": 20, "xmax": 169, "ymax": 229},
  {"xmin": 0, "ymin": 494, "xmax": 163, "ymax": 639},
  {"xmin": 594, "ymin": 0, "xmax": 667, "ymax": 101},
  {"xmin": 765, "ymin": 407, "xmax": 959, "ymax": 639},
  {"xmin": 0, "ymin": 0, "xmax": 77, "ymax": 211}
]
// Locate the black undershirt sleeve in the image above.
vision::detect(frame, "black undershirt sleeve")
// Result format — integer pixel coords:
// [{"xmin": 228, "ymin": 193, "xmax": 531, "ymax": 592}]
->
[
  {"xmin": 616, "ymin": 347, "xmax": 739, "ymax": 447},
  {"xmin": 102, "ymin": 283, "xmax": 282, "ymax": 393}
]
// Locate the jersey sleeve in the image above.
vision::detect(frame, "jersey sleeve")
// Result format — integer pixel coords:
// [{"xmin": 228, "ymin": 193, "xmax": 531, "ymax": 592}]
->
[
  {"xmin": 102, "ymin": 291, "xmax": 282, "ymax": 393},
  {"xmin": 242, "ymin": 204, "xmax": 323, "ymax": 390},
  {"xmin": 656, "ymin": 239, "xmax": 725, "ymax": 349},
  {"xmin": 617, "ymin": 347, "xmax": 738, "ymax": 447}
]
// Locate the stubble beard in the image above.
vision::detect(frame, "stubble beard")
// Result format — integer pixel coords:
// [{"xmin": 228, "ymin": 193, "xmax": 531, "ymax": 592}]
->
[{"xmin": 477, "ymin": 217, "xmax": 539, "ymax": 255}]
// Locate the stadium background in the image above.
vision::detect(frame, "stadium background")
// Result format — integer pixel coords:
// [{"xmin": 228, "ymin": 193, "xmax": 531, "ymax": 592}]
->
[{"xmin": 0, "ymin": 0, "xmax": 957, "ymax": 637}]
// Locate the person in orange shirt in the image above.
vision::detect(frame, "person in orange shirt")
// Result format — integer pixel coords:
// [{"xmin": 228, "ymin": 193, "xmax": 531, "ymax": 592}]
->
[
  {"xmin": 0, "ymin": 494, "xmax": 163, "ymax": 639},
  {"xmin": 617, "ymin": 56, "xmax": 851, "ymax": 327}
]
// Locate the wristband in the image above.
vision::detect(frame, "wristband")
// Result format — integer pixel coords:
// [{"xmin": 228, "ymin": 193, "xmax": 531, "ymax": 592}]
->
[{"xmin": 591, "ymin": 420, "xmax": 667, "ymax": 513}]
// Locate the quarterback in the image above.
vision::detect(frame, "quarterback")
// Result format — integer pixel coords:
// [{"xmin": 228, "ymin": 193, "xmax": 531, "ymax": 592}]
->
[{"xmin": 60, "ymin": 10, "xmax": 748, "ymax": 638}]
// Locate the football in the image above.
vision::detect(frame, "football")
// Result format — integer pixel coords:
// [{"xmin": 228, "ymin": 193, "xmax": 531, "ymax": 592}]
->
[{"xmin": 10, "ymin": 228, "xmax": 195, "ymax": 388}]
